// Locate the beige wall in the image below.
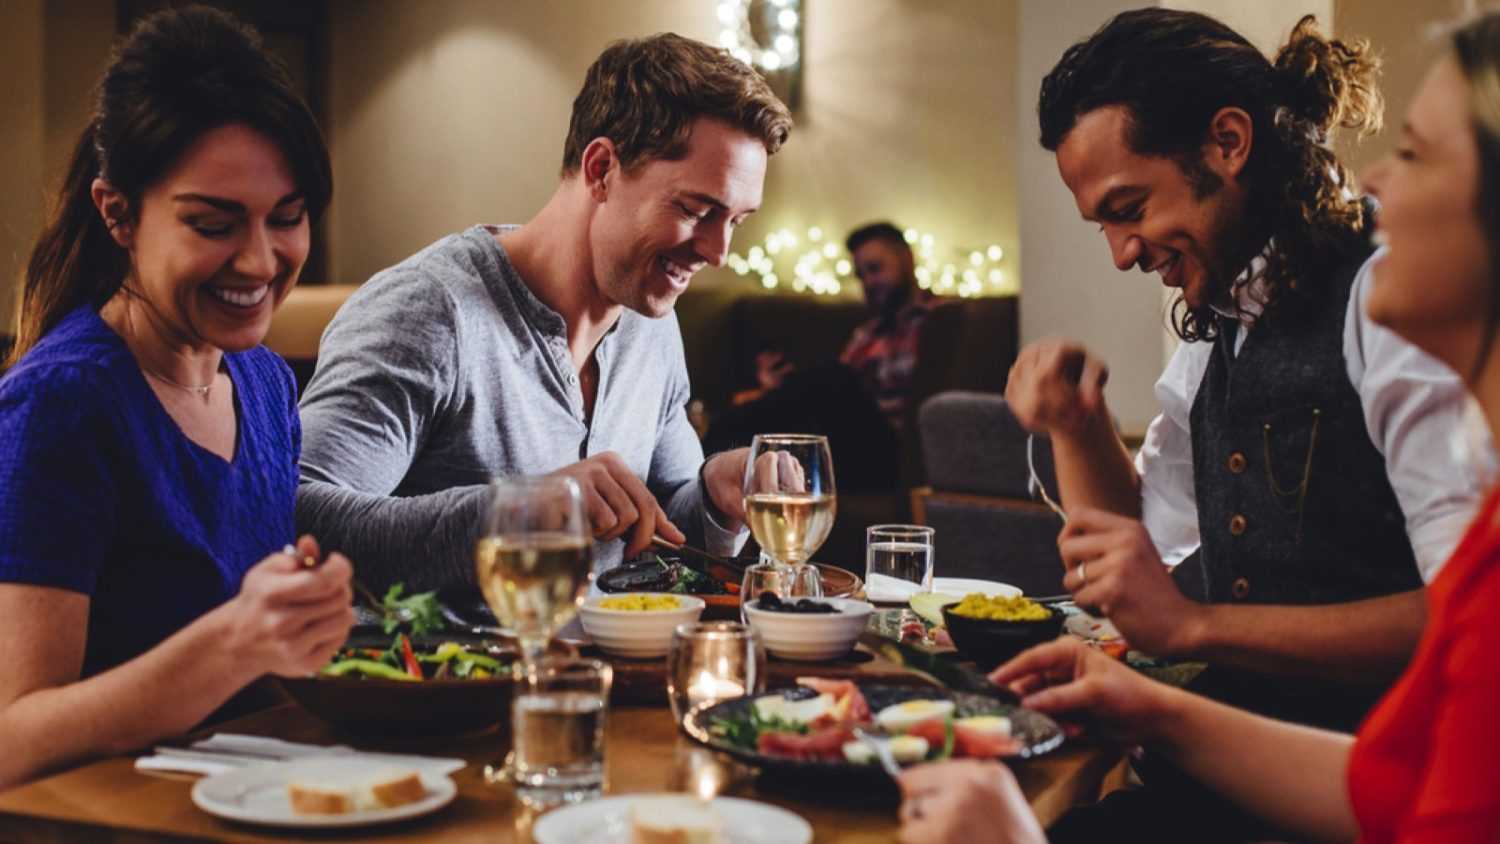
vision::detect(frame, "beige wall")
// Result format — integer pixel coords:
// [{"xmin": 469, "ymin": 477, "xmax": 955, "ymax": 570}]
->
[
  {"xmin": 1336, "ymin": 0, "xmax": 1469, "ymax": 176},
  {"xmin": 0, "ymin": 0, "xmax": 46, "ymax": 330},
  {"xmin": 0, "ymin": 0, "xmax": 114, "ymax": 331},
  {"xmin": 325, "ymin": 0, "xmax": 1018, "ymax": 295}
]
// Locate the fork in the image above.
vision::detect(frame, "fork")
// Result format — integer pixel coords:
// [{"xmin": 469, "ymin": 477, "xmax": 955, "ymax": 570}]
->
[{"xmin": 850, "ymin": 726, "xmax": 904, "ymax": 780}]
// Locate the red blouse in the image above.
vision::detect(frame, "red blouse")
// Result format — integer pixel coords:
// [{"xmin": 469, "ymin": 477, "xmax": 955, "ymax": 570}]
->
[{"xmin": 1348, "ymin": 487, "xmax": 1500, "ymax": 843}]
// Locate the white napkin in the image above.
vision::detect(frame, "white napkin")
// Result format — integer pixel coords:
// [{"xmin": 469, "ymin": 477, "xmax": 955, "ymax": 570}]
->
[{"xmin": 135, "ymin": 732, "xmax": 467, "ymax": 777}]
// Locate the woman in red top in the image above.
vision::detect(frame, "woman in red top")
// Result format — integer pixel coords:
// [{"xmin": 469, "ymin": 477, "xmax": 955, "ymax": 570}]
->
[{"xmin": 897, "ymin": 14, "xmax": 1500, "ymax": 844}]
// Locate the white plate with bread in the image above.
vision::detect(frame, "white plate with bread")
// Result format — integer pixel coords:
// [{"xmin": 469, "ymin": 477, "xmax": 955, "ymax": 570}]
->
[
  {"xmin": 532, "ymin": 793, "xmax": 811, "ymax": 844},
  {"xmin": 190, "ymin": 756, "xmax": 456, "ymax": 828}
]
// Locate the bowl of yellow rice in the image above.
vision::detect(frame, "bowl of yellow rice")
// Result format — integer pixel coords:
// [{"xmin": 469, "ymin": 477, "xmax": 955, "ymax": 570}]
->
[
  {"xmin": 941, "ymin": 593, "xmax": 1064, "ymax": 670},
  {"xmin": 579, "ymin": 592, "xmax": 705, "ymax": 659}
]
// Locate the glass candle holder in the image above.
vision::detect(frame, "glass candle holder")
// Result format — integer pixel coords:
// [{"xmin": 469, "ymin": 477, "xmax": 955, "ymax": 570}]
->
[{"xmin": 666, "ymin": 622, "xmax": 767, "ymax": 727}]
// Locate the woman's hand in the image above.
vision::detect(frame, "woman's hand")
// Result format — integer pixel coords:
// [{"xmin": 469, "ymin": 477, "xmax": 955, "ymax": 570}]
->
[
  {"xmin": 217, "ymin": 535, "xmax": 355, "ymax": 679},
  {"xmin": 988, "ymin": 638, "xmax": 1176, "ymax": 744},
  {"xmin": 897, "ymin": 759, "xmax": 1046, "ymax": 844}
]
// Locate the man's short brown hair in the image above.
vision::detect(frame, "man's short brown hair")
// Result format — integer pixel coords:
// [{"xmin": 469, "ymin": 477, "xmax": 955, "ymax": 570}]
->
[{"xmin": 561, "ymin": 32, "xmax": 793, "ymax": 175}]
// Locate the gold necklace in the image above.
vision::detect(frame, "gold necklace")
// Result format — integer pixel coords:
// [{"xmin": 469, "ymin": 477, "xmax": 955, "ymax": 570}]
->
[{"xmin": 141, "ymin": 366, "xmax": 214, "ymax": 398}]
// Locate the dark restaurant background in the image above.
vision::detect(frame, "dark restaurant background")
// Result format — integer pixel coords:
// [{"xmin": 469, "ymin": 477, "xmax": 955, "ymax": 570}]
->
[{"xmin": 0, "ymin": 0, "xmax": 1459, "ymax": 436}]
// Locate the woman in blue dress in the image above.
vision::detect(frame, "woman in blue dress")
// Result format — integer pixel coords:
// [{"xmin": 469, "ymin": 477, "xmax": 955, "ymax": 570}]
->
[{"xmin": 0, "ymin": 6, "xmax": 353, "ymax": 788}]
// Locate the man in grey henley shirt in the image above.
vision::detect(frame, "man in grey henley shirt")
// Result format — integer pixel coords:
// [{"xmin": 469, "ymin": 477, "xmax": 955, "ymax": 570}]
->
[{"xmin": 295, "ymin": 34, "xmax": 794, "ymax": 591}]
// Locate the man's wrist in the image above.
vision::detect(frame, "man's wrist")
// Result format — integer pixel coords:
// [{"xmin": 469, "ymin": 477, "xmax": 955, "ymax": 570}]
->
[{"xmin": 698, "ymin": 458, "xmax": 733, "ymax": 529}]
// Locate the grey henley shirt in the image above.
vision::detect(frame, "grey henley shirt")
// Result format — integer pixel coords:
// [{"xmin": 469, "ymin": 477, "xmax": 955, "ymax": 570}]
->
[{"xmin": 296, "ymin": 224, "xmax": 745, "ymax": 591}]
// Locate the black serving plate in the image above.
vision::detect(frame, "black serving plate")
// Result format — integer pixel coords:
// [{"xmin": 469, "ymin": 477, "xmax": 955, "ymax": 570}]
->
[{"xmin": 683, "ymin": 683, "xmax": 1064, "ymax": 778}]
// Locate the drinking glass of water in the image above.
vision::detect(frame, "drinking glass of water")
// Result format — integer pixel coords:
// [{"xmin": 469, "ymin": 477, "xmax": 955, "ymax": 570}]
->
[
  {"xmin": 864, "ymin": 524, "xmax": 935, "ymax": 604},
  {"xmin": 510, "ymin": 657, "xmax": 613, "ymax": 807}
]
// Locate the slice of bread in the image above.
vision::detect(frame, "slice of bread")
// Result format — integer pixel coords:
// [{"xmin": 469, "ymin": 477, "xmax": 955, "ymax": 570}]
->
[
  {"xmin": 287, "ymin": 782, "xmax": 355, "ymax": 815},
  {"xmin": 630, "ymin": 796, "xmax": 725, "ymax": 844},
  {"xmin": 368, "ymin": 769, "xmax": 427, "ymax": 808},
  {"xmin": 286, "ymin": 768, "xmax": 427, "ymax": 815}
]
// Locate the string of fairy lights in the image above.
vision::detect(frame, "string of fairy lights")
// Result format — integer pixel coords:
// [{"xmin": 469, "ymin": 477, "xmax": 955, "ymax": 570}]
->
[
  {"xmin": 725, "ymin": 226, "xmax": 1013, "ymax": 298},
  {"xmin": 717, "ymin": 4, "xmax": 1008, "ymax": 298}
]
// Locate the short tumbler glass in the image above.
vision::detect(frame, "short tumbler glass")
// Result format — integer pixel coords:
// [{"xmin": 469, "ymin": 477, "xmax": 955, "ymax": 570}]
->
[
  {"xmin": 510, "ymin": 657, "xmax": 613, "ymax": 807},
  {"xmin": 666, "ymin": 622, "xmax": 767, "ymax": 727},
  {"xmin": 864, "ymin": 524, "xmax": 936, "ymax": 603},
  {"xmin": 738, "ymin": 560, "xmax": 822, "ymax": 622}
]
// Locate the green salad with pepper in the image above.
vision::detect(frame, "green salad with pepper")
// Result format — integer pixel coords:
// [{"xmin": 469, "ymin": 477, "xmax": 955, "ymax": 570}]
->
[{"xmin": 320, "ymin": 583, "xmax": 510, "ymax": 681}]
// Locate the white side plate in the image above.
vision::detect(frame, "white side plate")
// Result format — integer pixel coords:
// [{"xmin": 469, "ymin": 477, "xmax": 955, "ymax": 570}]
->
[
  {"xmin": 532, "ymin": 793, "xmax": 813, "ymax": 844},
  {"xmin": 190, "ymin": 756, "xmax": 457, "ymax": 828}
]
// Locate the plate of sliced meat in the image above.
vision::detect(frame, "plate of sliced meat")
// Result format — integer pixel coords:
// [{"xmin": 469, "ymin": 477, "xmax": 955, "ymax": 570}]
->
[{"xmin": 682, "ymin": 678, "xmax": 1063, "ymax": 779}]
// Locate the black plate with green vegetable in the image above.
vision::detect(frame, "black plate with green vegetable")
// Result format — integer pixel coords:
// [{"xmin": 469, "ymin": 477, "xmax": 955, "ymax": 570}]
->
[
  {"xmin": 279, "ymin": 584, "xmax": 519, "ymax": 736},
  {"xmin": 683, "ymin": 684, "xmax": 1064, "ymax": 779}
]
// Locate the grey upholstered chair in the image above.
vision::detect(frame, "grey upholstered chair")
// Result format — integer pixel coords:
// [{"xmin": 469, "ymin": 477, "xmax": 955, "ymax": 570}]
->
[{"xmin": 912, "ymin": 391, "xmax": 1067, "ymax": 597}]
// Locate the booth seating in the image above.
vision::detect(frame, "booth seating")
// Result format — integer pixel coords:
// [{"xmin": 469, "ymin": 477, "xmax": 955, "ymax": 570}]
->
[
  {"xmin": 911, "ymin": 391, "xmax": 1067, "ymax": 597},
  {"xmin": 261, "ymin": 284, "xmax": 361, "ymax": 394}
]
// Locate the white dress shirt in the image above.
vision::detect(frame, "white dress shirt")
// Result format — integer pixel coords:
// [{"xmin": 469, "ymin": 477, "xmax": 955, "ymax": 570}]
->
[{"xmin": 1135, "ymin": 248, "xmax": 1493, "ymax": 582}]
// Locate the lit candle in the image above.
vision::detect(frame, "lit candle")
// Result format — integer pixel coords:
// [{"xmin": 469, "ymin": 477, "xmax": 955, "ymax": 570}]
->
[{"xmin": 686, "ymin": 670, "xmax": 745, "ymax": 708}]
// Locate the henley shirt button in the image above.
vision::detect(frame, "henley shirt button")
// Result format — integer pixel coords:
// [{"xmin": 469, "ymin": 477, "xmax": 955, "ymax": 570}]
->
[
  {"xmin": 1229, "ymin": 514, "xmax": 1247, "ymax": 536},
  {"xmin": 1231, "ymin": 576, "xmax": 1251, "ymax": 599},
  {"xmin": 1227, "ymin": 452, "xmax": 1247, "ymax": 474},
  {"xmin": 567, "ymin": 373, "xmax": 577, "ymax": 385}
]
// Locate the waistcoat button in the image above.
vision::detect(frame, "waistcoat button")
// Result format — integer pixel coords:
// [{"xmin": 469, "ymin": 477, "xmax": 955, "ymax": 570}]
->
[
  {"xmin": 1229, "ymin": 514, "xmax": 1248, "ymax": 536},
  {"xmin": 1231, "ymin": 576, "xmax": 1250, "ymax": 599},
  {"xmin": 1227, "ymin": 452, "xmax": 1247, "ymax": 474}
]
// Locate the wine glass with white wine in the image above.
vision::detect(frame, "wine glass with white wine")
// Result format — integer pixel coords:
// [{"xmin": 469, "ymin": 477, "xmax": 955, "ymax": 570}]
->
[
  {"xmin": 475, "ymin": 476, "xmax": 593, "ymax": 670},
  {"xmin": 742, "ymin": 434, "xmax": 836, "ymax": 593}
]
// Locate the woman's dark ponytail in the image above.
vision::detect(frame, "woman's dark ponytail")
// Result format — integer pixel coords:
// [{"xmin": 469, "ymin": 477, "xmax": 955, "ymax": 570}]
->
[{"xmin": 10, "ymin": 128, "xmax": 131, "ymax": 368}]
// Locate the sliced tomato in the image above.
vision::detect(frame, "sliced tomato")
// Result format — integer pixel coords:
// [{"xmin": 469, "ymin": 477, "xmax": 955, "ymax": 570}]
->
[
  {"xmin": 953, "ymin": 724, "xmax": 1023, "ymax": 758},
  {"xmin": 757, "ymin": 724, "xmax": 853, "ymax": 761},
  {"xmin": 903, "ymin": 717, "xmax": 950, "ymax": 746}
]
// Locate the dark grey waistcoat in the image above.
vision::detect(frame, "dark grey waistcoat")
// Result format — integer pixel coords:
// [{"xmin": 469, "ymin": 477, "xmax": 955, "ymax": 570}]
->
[{"xmin": 1171, "ymin": 244, "xmax": 1423, "ymax": 732}]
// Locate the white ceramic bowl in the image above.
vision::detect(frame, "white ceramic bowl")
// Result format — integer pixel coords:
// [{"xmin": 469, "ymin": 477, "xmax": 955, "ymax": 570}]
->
[
  {"xmin": 742, "ymin": 596, "xmax": 875, "ymax": 661},
  {"xmin": 578, "ymin": 593, "xmax": 705, "ymax": 659}
]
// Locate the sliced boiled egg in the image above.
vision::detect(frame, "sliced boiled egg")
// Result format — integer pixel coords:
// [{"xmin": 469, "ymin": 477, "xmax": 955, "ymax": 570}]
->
[
  {"xmin": 754, "ymin": 693, "xmax": 834, "ymax": 725},
  {"xmin": 874, "ymin": 699, "xmax": 956, "ymax": 733},
  {"xmin": 955, "ymin": 715, "xmax": 1012, "ymax": 737},
  {"xmin": 888, "ymin": 735, "xmax": 930, "ymax": 764},
  {"xmin": 842, "ymin": 741, "xmax": 875, "ymax": 765}
]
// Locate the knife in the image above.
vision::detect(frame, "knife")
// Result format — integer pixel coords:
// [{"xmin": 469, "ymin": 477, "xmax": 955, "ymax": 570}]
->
[
  {"xmin": 650, "ymin": 535, "xmax": 748, "ymax": 586},
  {"xmin": 857, "ymin": 630, "xmax": 1020, "ymax": 704}
]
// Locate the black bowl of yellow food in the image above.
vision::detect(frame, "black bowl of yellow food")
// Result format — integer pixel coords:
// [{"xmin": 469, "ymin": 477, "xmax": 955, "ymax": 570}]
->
[{"xmin": 941, "ymin": 594, "xmax": 1065, "ymax": 671}]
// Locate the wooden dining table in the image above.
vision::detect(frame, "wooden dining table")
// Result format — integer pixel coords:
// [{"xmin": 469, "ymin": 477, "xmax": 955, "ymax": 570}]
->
[{"xmin": 0, "ymin": 639, "xmax": 1125, "ymax": 843}]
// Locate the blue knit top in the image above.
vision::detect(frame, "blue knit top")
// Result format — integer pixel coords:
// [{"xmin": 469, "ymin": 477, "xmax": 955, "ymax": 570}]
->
[{"xmin": 0, "ymin": 307, "xmax": 299, "ymax": 677}]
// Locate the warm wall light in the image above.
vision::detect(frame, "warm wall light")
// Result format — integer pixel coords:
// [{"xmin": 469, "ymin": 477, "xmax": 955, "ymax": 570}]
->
[{"xmin": 718, "ymin": 0, "xmax": 801, "ymax": 107}]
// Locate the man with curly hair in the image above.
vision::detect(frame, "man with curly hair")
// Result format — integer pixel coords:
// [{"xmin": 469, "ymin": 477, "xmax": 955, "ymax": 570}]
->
[
  {"xmin": 996, "ymin": 8, "xmax": 1493, "ymax": 842},
  {"xmin": 1008, "ymin": 9, "xmax": 1489, "ymax": 729}
]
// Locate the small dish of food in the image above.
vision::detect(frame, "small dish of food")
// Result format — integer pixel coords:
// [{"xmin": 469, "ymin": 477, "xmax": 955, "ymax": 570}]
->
[
  {"xmin": 597, "ymin": 555, "xmax": 865, "ymax": 620},
  {"xmin": 742, "ymin": 596, "xmax": 874, "ymax": 661},
  {"xmin": 941, "ymin": 593, "xmax": 1064, "ymax": 670},
  {"xmin": 280, "ymin": 582, "xmax": 522, "ymax": 736},
  {"xmin": 578, "ymin": 592, "xmax": 706, "ymax": 659}
]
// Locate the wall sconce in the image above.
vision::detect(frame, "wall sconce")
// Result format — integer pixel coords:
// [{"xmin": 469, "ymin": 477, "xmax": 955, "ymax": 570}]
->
[{"xmin": 718, "ymin": 0, "xmax": 802, "ymax": 108}]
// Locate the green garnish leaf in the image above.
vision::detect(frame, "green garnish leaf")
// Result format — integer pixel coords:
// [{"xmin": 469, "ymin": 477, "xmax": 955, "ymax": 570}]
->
[{"xmin": 381, "ymin": 583, "xmax": 446, "ymax": 638}]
